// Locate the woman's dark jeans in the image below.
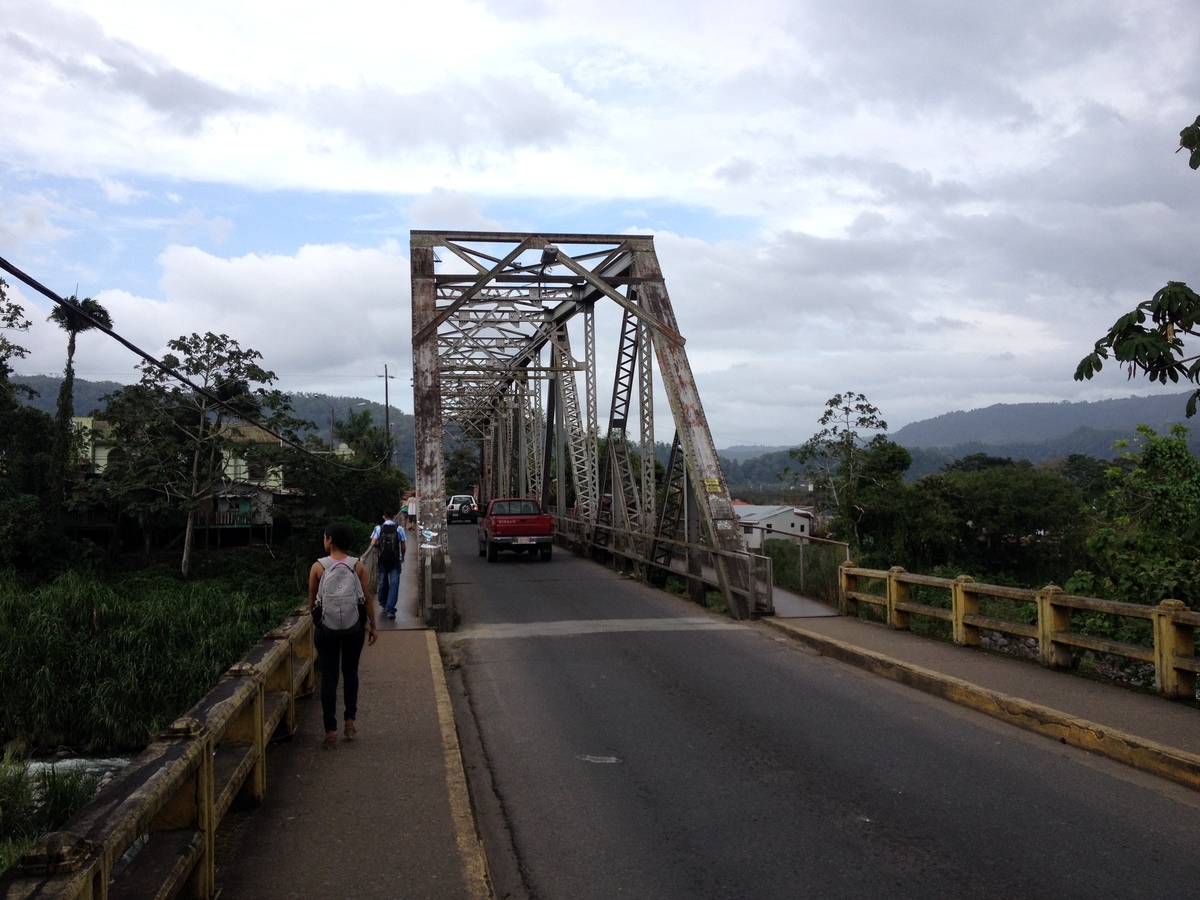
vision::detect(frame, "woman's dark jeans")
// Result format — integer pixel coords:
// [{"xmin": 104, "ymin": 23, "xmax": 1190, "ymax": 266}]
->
[{"xmin": 314, "ymin": 622, "xmax": 366, "ymax": 732}]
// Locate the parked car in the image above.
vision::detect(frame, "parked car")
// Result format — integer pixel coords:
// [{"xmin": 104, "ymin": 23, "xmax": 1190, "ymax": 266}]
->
[
  {"xmin": 446, "ymin": 494, "xmax": 479, "ymax": 524},
  {"xmin": 478, "ymin": 498, "xmax": 555, "ymax": 561}
]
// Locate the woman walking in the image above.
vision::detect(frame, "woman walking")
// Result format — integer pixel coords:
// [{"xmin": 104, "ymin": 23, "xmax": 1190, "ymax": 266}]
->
[{"xmin": 308, "ymin": 522, "xmax": 378, "ymax": 749}]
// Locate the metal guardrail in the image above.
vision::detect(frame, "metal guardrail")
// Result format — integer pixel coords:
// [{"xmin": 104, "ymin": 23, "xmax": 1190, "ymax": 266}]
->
[
  {"xmin": 839, "ymin": 563, "xmax": 1200, "ymax": 700},
  {"xmin": 555, "ymin": 515, "xmax": 774, "ymax": 616},
  {"xmin": 0, "ymin": 608, "xmax": 316, "ymax": 899}
]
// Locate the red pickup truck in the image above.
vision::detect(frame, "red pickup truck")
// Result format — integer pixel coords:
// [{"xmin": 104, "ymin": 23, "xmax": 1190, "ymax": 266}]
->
[{"xmin": 478, "ymin": 498, "xmax": 555, "ymax": 562}]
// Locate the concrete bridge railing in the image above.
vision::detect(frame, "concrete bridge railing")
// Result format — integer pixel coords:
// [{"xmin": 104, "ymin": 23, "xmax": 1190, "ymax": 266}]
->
[
  {"xmin": 0, "ymin": 608, "xmax": 316, "ymax": 899},
  {"xmin": 840, "ymin": 563, "xmax": 1200, "ymax": 701}
]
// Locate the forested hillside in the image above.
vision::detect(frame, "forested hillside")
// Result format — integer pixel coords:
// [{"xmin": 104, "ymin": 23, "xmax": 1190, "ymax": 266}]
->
[
  {"xmin": 891, "ymin": 392, "xmax": 1197, "ymax": 447},
  {"xmin": 13, "ymin": 375, "xmax": 126, "ymax": 418},
  {"xmin": 719, "ymin": 391, "xmax": 1200, "ymax": 488},
  {"xmin": 14, "ymin": 375, "xmax": 418, "ymax": 476}
]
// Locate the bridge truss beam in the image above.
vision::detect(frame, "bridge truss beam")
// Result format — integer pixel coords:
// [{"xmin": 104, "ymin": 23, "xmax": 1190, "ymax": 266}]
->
[{"xmin": 410, "ymin": 231, "xmax": 761, "ymax": 620}]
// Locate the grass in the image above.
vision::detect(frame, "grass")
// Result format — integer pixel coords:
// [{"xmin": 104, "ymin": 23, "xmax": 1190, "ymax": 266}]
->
[
  {"xmin": 0, "ymin": 750, "xmax": 101, "ymax": 874},
  {"xmin": 0, "ymin": 541, "xmax": 312, "ymax": 875},
  {"xmin": 0, "ymin": 543, "xmax": 309, "ymax": 755}
]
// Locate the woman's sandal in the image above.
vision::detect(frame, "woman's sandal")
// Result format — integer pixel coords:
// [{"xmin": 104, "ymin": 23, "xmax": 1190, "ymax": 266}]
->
[
  {"xmin": 343, "ymin": 720, "xmax": 357, "ymax": 741},
  {"xmin": 322, "ymin": 730, "xmax": 338, "ymax": 750}
]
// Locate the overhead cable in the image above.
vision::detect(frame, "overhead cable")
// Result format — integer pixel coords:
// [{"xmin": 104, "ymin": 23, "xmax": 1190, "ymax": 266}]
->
[{"xmin": 0, "ymin": 254, "xmax": 389, "ymax": 472}]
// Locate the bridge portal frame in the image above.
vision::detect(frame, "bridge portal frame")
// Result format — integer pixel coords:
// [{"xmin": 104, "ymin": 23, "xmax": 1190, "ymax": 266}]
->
[{"xmin": 410, "ymin": 231, "xmax": 762, "ymax": 621}]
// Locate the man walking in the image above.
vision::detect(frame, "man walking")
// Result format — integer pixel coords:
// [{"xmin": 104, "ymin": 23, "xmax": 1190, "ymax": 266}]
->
[{"xmin": 370, "ymin": 510, "xmax": 407, "ymax": 620}]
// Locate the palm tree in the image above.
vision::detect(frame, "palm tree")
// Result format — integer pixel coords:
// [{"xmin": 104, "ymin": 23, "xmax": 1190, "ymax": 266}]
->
[
  {"xmin": 47, "ymin": 296, "xmax": 112, "ymax": 516},
  {"xmin": 50, "ymin": 295, "xmax": 112, "ymax": 377}
]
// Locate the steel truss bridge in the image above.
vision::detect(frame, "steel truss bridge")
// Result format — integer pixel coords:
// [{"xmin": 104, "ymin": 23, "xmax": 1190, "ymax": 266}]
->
[{"xmin": 410, "ymin": 231, "xmax": 770, "ymax": 623}]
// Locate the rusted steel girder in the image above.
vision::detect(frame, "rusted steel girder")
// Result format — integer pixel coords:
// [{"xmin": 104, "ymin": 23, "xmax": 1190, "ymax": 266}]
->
[
  {"xmin": 411, "ymin": 237, "xmax": 451, "ymax": 630},
  {"xmin": 409, "ymin": 231, "xmax": 755, "ymax": 619},
  {"xmin": 631, "ymin": 246, "xmax": 751, "ymax": 619}
]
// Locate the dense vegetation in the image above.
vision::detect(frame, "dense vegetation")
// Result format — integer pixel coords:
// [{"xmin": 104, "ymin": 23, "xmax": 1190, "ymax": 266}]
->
[
  {"xmin": 0, "ymin": 549, "xmax": 311, "ymax": 754},
  {"xmin": 0, "ymin": 751, "xmax": 101, "ymax": 875},
  {"xmin": 781, "ymin": 392, "xmax": 1200, "ymax": 612},
  {"xmin": 0, "ymin": 278, "xmax": 411, "ymax": 871}
]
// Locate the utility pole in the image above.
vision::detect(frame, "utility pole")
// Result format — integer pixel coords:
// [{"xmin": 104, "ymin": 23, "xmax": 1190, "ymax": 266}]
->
[{"xmin": 379, "ymin": 364, "xmax": 396, "ymax": 467}]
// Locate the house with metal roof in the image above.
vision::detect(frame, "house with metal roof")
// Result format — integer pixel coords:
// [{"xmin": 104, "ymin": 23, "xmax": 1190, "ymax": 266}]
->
[{"xmin": 733, "ymin": 505, "xmax": 814, "ymax": 550}]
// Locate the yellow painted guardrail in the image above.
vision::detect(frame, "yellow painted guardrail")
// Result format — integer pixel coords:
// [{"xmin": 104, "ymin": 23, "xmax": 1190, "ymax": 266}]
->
[
  {"xmin": 0, "ymin": 607, "xmax": 316, "ymax": 899},
  {"xmin": 839, "ymin": 563, "xmax": 1200, "ymax": 700}
]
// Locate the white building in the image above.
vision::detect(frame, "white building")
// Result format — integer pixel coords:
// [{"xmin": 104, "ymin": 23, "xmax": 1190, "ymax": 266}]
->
[{"xmin": 734, "ymin": 505, "xmax": 814, "ymax": 551}]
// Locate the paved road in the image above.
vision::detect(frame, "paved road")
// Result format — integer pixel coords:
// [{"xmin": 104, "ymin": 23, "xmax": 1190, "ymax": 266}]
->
[{"xmin": 443, "ymin": 526, "xmax": 1200, "ymax": 899}]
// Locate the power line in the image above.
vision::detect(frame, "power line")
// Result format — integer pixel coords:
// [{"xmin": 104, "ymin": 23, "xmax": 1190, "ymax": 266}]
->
[{"xmin": 0, "ymin": 254, "xmax": 386, "ymax": 472}]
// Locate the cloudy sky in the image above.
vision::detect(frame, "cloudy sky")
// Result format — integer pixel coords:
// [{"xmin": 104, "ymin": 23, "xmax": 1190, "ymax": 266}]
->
[{"xmin": 3, "ymin": 0, "xmax": 1199, "ymax": 448}]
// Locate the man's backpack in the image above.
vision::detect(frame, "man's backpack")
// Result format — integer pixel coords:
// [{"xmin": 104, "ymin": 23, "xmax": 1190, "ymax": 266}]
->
[
  {"xmin": 378, "ymin": 522, "xmax": 400, "ymax": 567},
  {"xmin": 316, "ymin": 556, "xmax": 364, "ymax": 636}
]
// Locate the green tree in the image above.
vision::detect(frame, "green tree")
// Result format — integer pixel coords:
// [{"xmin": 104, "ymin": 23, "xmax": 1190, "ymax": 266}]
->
[
  {"xmin": 787, "ymin": 391, "xmax": 888, "ymax": 546},
  {"xmin": 46, "ymin": 296, "xmax": 112, "ymax": 518},
  {"xmin": 444, "ymin": 441, "xmax": 480, "ymax": 495},
  {"xmin": 945, "ymin": 461, "xmax": 1086, "ymax": 582},
  {"xmin": 942, "ymin": 453, "xmax": 1014, "ymax": 473},
  {"xmin": 334, "ymin": 408, "xmax": 391, "ymax": 464},
  {"xmin": 103, "ymin": 333, "xmax": 298, "ymax": 577},
  {"xmin": 1075, "ymin": 117, "xmax": 1200, "ymax": 417},
  {"xmin": 1069, "ymin": 425, "xmax": 1200, "ymax": 608},
  {"xmin": 856, "ymin": 457, "xmax": 1089, "ymax": 586},
  {"xmin": 282, "ymin": 447, "xmax": 410, "ymax": 529},
  {"xmin": 0, "ymin": 277, "xmax": 31, "ymax": 383},
  {"xmin": 1053, "ymin": 453, "xmax": 1110, "ymax": 508},
  {"xmin": 0, "ymin": 283, "xmax": 60, "ymax": 571},
  {"xmin": 47, "ymin": 295, "xmax": 111, "ymax": 378},
  {"xmin": 852, "ymin": 438, "xmax": 915, "ymax": 565},
  {"xmin": 100, "ymin": 382, "xmax": 190, "ymax": 557}
]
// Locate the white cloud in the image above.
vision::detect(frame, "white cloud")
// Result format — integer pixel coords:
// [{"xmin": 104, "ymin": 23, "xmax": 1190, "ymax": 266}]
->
[
  {"xmin": 4, "ymin": 0, "xmax": 1200, "ymax": 447},
  {"xmin": 0, "ymin": 195, "xmax": 73, "ymax": 245}
]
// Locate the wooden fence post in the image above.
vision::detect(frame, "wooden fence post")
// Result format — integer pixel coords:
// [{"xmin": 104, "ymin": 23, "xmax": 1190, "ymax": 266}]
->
[{"xmin": 1154, "ymin": 599, "xmax": 1197, "ymax": 699}]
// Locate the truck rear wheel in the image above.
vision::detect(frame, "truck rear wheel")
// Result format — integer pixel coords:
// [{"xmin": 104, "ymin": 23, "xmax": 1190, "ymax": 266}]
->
[
  {"xmin": 486, "ymin": 540, "xmax": 497, "ymax": 562},
  {"xmin": 539, "ymin": 544, "xmax": 552, "ymax": 561}
]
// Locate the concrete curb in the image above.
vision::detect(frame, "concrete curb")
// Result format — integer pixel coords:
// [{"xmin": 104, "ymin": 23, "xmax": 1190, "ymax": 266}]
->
[
  {"xmin": 426, "ymin": 630, "xmax": 493, "ymax": 899},
  {"xmin": 762, "ymin": 618, "xmax": 1200, "ymax": 792}
]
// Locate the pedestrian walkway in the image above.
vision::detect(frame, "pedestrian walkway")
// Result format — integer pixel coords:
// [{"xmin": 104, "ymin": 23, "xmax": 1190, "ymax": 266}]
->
[{"xmin": 214, "ymin": 541, "xmax": 489, "ymax": 900}]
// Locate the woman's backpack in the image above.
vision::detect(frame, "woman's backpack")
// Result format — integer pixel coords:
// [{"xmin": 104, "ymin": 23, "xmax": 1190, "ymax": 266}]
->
[{"xmin": 316, "ymin": 556, "xmax": 365, "ymax": 636}]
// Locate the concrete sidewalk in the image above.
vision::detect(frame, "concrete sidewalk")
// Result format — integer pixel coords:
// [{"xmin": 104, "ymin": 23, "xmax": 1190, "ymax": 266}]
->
[
  {"xmin": 215, "ymin": 540, "xmax": 489, "ymax": 900},
  {"xmin": 763, "ymin": 596, "xmax": 1200, "ymax": 791}
]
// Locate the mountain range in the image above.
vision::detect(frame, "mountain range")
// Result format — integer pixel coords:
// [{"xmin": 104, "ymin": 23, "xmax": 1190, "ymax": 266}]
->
[
  {"xmin": 14, "ymin": 375, "xmax": 1198, "ymax": 486},
  {"xmin": 890, "ymin": 392, "xmax": 1198, "ymax": 448},
  {"xmin": 719, "ymin": 390, "xmax": 1200, "ymax": 487},
  {"xmin": 12, "ymin": 374, "xmax": 417, "ymax": 476}
]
